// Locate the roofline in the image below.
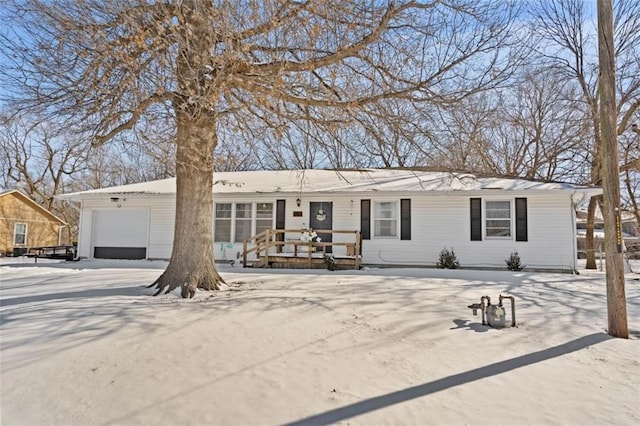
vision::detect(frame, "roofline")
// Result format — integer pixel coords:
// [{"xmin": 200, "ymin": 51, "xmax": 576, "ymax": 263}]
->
[
  {"xmin": 1, "ymin": 189, "xmax": 67, "ymax": 225},
  {"xmin": 337, "ymin": 166, "xmax": 598, "ymax": 186},
  {"xmin": 57, "ymin": 187, "xmax": 604, "ymax": 201},
  {"xmin": 56, "ymin": 169, "xmax": 604, "ymax": 201}
]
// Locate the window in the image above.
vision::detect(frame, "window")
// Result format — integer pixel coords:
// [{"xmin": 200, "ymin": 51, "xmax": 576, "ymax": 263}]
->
[
  {"xmin": 234, "ymin": 203, "xmax": 252, "ymax": 242},
  {"xmin": 256, "ymin": 203, "xmax": 274, "ymax": 235},
  {"xmin": 374, "ymin": 201, "xmax": 397, "ymax": 237},
  {"xmin": 214, "ymin": 203, "xmax": 232, "ymax": 242},
  {"xmin": 214, "ymin": 202, "xmax": 276, "ymax": 243},
  {"xmin": 14, "ymin": 223, "xmax": 27, "ymax": 245},
  {"xmin": 485, "ymin": 201, "xmax": 511, "ymax": 238}
]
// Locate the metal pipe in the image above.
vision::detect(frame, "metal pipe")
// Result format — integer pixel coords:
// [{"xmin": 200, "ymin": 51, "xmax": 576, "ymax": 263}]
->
[
  {"xmin": 480, "ymin": 296, "xmax": 491, "ymax": 325},
  {"xmin": 499, "ymin": 294, "xmax": 516, "ymax": 327}
]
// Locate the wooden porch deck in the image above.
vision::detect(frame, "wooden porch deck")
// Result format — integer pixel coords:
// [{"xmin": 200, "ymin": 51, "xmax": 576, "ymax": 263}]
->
[
  {"xmin": 243, "ymin": 229, "xmax": 362, "ymax": 270},
  {"xmin": 250, "ymin": 252, "xmax": 359, "ymax": 269}
]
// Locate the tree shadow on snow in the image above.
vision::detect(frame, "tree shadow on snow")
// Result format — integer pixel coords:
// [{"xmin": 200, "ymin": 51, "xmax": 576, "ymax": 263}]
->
[
  {"xmin": 284, "ymin": 332, "xmax": 611, "ymax": 426},
  {"xmin": 0, "ymin": 286, "xmax": 144, "ymax": 307},
  {"xmin": 0, "ymin": 258, "xmax": 168, "ymax": 270}
]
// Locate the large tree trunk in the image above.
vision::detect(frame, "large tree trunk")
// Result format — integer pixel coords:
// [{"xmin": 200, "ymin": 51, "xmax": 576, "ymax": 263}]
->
[
  {"xmin": 150, "ymin": 112, "xmax": 224, "ymax": 298},
  {"xmin": 150, "ymin": 0, "xmax": 225, "ymax": 298}
]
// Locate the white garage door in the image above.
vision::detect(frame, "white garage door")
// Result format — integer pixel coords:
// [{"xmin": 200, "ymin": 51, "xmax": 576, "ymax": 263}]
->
[{"xmin": 92, "ymin": 208, "xmax": 148, "ymax": 259}]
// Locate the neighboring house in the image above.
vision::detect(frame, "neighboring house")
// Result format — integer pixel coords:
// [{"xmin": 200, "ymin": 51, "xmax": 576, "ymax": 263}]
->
[
  {"xmin": 576, "ymin": 207, "xmax": 639, "ymax": 238},
  {"xmin": 0, "ymin": 189, "xmax": 67, "ymax": 256},
  {"xmin": 576, "ymin": 206, "xmax": 640, "ymax": 259},
  {"xmin": 58, "ymin": 169, "xmax": 602, "ymax": 271}
]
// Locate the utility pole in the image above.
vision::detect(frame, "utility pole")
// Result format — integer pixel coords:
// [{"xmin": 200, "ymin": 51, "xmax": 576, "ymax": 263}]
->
[{"xmin": 597, "ymin": 0, "xmax": 628, "ymax": 338}]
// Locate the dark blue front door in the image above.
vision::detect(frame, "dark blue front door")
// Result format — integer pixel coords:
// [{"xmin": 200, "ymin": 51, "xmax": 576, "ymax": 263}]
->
[{"xmin": 309, "ymin": 202, "xmax": 333, "ymax": 253}]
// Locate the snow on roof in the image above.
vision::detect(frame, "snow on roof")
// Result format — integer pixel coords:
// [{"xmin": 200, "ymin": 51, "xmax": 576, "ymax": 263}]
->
[{"xmin": 58, "ymin": 169, "xmax": 602, "ymax": 200}]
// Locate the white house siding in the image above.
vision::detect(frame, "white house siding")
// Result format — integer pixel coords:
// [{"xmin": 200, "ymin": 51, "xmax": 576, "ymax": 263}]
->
[
  {"xmin": 74, "ymin": 190, "xmax": 577, "ymax": 270},
  {"xmin": 356, "ymin": 192, "xmax": 575, "ymax": 271},
  {"xmin": 147, "ymin": 198, "xmax": 175, "ymax": 259},
  {"xmin": 77, "ymin": 201, "xmax": 92, "ymax": 258},
  {"xmin": 521, "ymin": 193, "xmax": 576, "ymax": 269}
]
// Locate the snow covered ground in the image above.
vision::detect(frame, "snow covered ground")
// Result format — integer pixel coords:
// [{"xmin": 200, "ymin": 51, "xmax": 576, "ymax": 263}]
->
[{"xmin": 1, "ymin": 257, "xmax": 639, "ymax": 425}]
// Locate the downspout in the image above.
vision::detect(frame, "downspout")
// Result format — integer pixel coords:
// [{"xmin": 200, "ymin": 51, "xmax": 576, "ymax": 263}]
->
[
  {"xmin": 571, "ymin": 191, "xmax": 586, "ymax": 274},
  {"xmin": 75, "ymin": 199, "xmax": 83, "ymax": 260}
]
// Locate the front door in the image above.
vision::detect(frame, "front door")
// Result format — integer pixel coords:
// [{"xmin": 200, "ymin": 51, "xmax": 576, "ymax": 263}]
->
[{"xmin": 309, "ymin": 202, "xmax": 333, "ymax": 253}]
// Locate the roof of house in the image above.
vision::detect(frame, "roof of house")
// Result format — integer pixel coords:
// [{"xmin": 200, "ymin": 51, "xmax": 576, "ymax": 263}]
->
[
  {"xmin": 58, "ymin": 169, "xmax": 603, "ymax": 201},
  {"xmin": 0, "ymin": 189, "xmax": 67, "ymax": 224}
]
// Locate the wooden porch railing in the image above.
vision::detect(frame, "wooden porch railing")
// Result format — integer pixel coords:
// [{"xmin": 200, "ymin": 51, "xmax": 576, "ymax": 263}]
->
[{"xmin": 242, "ymin": 229, "xmax": 361, "ymax": 269}]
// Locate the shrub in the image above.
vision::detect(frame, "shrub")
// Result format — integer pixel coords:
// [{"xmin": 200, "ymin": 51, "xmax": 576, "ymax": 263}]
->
[
  {"xmin": 324, "ymin": 254, "xmax": 337, "ymax": 271},
  {"xmin": 436, "ymin": 247, "xmax": 460, "ymax": 269},
  {"xmin": 505, "ymin": 250, "xmax": 525, "ymax": 271}
]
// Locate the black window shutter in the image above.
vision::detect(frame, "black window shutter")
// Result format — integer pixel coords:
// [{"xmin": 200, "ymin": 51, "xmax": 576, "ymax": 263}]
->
[
  {"xmin": 515, "ymin": 197, "xmax": 528, "ymax": 241},
  {"xmin": 400, "ymin": 199, "xmax": 411, "ymax": 240},
  {"xmin": 470, "ymin": 198, "xmax": 482, "ymax": 241},
  {"xmin": 275, "ymin": 200, "xmax": 286, "ymax": 252},
  {"xmin": 361, "ymin": 199, "xmax": 371, "ymax": 240},
  {"xmin": 275, "ymin": 200, "xmax": 286, "ymax": 230}
]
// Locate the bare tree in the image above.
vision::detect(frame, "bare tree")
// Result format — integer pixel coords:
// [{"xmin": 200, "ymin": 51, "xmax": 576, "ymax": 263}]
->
[
  {"xmin": 427, "ymin": 95, "xmax": 496, "ymax": 173},
  {"xmin": 530, "ymin": 0, "xmax": 640, "ymax": 269},
  {"xmin": 491, "ymin": 71, "xmax": 590, "ymax": 181},
  {"xmin": 1, "ymin": 0, "xmax": 521, "ymax": 297},
  {"xmin": 424, "ymin": 68, "xmax": 591, "ymax": 183},
  {"xmin": 0, "ymin": 112, "xmax": 92, "ymax": 243}
]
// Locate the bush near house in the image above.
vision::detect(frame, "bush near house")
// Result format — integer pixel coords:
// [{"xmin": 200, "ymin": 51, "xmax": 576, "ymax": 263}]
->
[{"xmin": 436, "ymin": 247, "xmax": 460, "ymax": 269}]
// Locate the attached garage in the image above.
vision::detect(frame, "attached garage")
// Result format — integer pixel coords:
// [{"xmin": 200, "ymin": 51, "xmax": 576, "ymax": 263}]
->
[{"xmin": 91, "ymin": 208, "xmax": 149, "ymax": 259}]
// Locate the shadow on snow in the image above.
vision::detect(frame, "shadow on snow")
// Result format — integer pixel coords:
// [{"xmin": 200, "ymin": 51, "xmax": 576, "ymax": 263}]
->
[{"xmin": 284, "ymin": 333, "xmax": 612, "ymax": 426}]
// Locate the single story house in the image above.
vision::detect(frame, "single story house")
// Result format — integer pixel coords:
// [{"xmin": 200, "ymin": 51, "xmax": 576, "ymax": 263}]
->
[
  {"xmin": 58, "ymin": 169, "xmax": 602, "ymax": 271},
  {"xmin": 0, "ymin": 189, "xmax": 67, "ymax": 256}
]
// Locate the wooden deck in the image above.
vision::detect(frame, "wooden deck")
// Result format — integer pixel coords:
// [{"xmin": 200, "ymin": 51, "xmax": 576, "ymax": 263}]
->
[
  {"xmin": 243, "ymin": 229, "xmax": 362, "ymax": 270},
  {"xmin": 251, "ymin": 252, "xmax": 359, "ymax": 269}
]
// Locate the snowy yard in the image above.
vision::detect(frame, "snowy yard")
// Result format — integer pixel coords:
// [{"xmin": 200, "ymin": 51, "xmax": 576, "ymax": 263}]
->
[{"xmin": 1, "ymin": 258, "xmax": 639, "ymax": 425}]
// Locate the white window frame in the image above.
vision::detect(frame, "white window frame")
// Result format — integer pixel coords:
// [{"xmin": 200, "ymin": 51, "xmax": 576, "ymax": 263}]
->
[
  {"xmin": 373, "ymin": 200, "xmax": 398, "ymax": 238},
  {"xmin": 214, "ymin": 203, "xmax": 233, "ymax": 243},
  {"xmin": 484, "ymin": 200, "xmax": 512, "ymax": 239},
  {"xmin": 234, "ymin": 202, "xmax": 253, "ymax": 242},
  {"xmin": 255, "ymin": 202, "xmax": 275, "ymax": 236},
  {"xmin": 214, "ymin": 202, "xmax": 275, "ymax": 243},
  {"xmin": 13, "ymin": 222, "xmax": 27, "ymax": 245}
]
